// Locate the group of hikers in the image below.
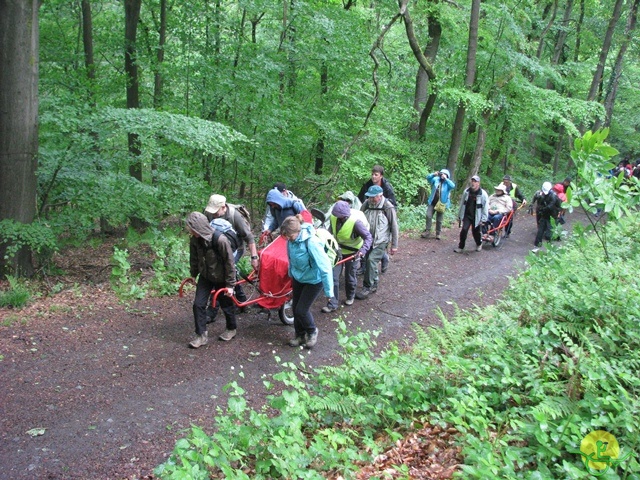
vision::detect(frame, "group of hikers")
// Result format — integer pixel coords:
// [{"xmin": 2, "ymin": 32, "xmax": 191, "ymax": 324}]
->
[
  {"xmin": 185, "ymin": 165, "xmax": 571, "ymax": 350},
  {"xmin": 185, "ymin": 165, "xmax": 399, "ymax": 350},
  {"xmin": 421, "ymin": 169, "xmax": 571, "ymax": 254}
]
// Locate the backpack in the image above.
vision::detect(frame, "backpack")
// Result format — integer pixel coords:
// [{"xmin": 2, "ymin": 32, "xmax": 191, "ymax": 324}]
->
[
  {"xmin": 209, "ymin": 218, "xmax": 239, "ymax": 257},
  {"xmin": 234, "ymin": 204, "xmax": 252, "ymax": 229},
  {"xmin": 312, "ymin": 228, "xmax": 340, "ymax": 266}
]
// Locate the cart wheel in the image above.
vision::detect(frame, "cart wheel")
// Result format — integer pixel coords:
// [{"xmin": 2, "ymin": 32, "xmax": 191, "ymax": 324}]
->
[
  {"xmin": 278, "ymin": 299, "xmax": 294, "ymax": 325},
  {"xmin": 493, "ymin": 228, "xmax": 505, "ymax": 247}
]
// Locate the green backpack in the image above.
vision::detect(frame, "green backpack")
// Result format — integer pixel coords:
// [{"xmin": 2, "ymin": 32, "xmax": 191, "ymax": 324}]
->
[{"xmin": 313, "ymin": 228, "xmax": 340, "ymax": 266}]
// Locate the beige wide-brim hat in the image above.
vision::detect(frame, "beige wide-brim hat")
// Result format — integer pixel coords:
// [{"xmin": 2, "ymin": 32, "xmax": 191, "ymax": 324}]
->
[{"xmin": 205, "ymin": 194, "xmax": 226, "ymax": 214}]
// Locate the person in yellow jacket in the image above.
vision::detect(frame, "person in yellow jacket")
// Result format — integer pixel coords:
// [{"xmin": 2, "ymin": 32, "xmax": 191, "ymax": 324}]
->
[{"xmin": 322, "ymin": 201, "xmax": 372, "ymax": 312}]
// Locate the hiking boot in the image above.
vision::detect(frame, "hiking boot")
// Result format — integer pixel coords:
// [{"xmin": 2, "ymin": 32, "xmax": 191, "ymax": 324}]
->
[
  {"xmin": 218, "ymin": 329, "xmax": 236, "ymax": 341},
  {"xmin": 305, "ymin": 330, "xmax": 319, "ymax": 349},
  {"xmin": 189, "ymin": 332, "xmax": 208, "ymax": 349},
  {"xmin": 420, "ymin": 230, "xmax": 431, "ymax": 239},
  {"xmin": 344, "ymin": 297, "xmax": 355, "ymax": 306},
  {"xmin": 380, "ymin": 256, "xmax": 389, "ymax": 274},
  {"xmin": 321, "ymin": 305, "xmax": 337, "ymax": 313},
  {"xmin": 476, "ymin": 244, "xmax": 483, "ymax": 252},
  {"xmin": 453, "ymin": 247, "xmax": 464, "ymax": 253},
  {"xmin": 356, "ymin": 287, "xmax": 371, "ymax": 300},
  {"xmin": 435, "ymin": 234, "xmax": 441, "ymax": 240},
  {"xmin": 288, "ymin": 335, "xmax": 306, "ymax": 347}
]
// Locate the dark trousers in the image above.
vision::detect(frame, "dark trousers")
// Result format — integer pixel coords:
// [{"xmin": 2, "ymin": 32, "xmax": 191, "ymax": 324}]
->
[
  {"xmin": 327, "ymin": 255, "xmax": 357, "ymax": 308},
  {"xmin": 291, "ymin": 278, "xmax": 323, "ymax": 337},
  {"xmin": 193, "ymin": 276, "xmax": 237, "ymax": 335},
  {"xmin": 458, "ymin": 217, "xmax": 482, "ymax": 249},
  {"xmin": 534, "ymin": 216, "xmax": 553, "ymax": 247},
  {"xmin": 233, "ymin": 249, "xmax": 247, "ymax": 302}
]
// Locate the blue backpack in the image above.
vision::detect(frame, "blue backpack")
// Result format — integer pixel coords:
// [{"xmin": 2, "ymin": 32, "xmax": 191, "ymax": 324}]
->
[{"xmin": 209, "ymin": 218, "xmax": 240, "ymax": 257}]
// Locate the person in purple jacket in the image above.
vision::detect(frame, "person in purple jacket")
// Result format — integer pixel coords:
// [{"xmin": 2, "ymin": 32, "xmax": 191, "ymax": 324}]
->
[{"xmin": 322, "ymin": 201, "xmax": 373, "ymax": 312}]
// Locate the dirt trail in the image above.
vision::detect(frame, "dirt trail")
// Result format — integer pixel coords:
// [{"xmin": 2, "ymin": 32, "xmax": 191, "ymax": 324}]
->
[{"xmin": 0, "ymin": 210, "xmax": 575, "ymax": 479}]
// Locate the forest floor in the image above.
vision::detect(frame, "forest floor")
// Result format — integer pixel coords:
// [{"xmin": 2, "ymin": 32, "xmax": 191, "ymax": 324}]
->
[{"xmin": 0, "ymin": 209, "xmax": 582, "ymax": 479}]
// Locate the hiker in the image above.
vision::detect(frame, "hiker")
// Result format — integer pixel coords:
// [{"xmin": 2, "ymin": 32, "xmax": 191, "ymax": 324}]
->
[
  {"xmin": 454, "ymin": 175, "xmax": 489, "ymax": 253},
  {"xmin": 262, "ymin": 182, "xmax": 305, "ymax": 233},
  {"xmin": 185, "ymin": 212, "xmax": 238, "ymax": 347},
  {"xmin": 486, "ymin": 184, "xmax": 513, "ymax": 231},
  {"xmin": 356, "ymin": 185, "xmax": 399, "ymax": 300},
  {"xmin": 263, "ymin": 189, "xmax": 306, "ymax": 236},
  {"xmin": 323, "ymin": 200, "xmax": 372, "ymax": 312},
  {"xmin": 532, "ymin": 182, "xmax": 562, "ymax": 251},
  {"xmin": 501, "ymin": 175, "xmax": 527, "ymax": 236},
  {"xmin": 357, "ymin": 165, "xmax": 397, "ymax": 274},
  {"xmin": 205, "ymin": 194, "xmax": 259, "ymax": 307},
  {"xmin": 280, "ymin": 215, "xmax": 333, "ymax": 349},
  {"xmin": 421, "ymin": 168, "xmax": 455, "ymax": 240}
]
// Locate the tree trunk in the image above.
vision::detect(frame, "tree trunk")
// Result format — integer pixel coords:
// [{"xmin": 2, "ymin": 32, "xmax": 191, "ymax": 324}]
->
[
  {"xmin": 315, "ymin": 62, "xmax": 328, "ymax": 175},
  {"xmin": 586, "ymin": 0, "xmax": 625, "ymax": 102},
  {"xmin": 574, "ymin": 0, "xmax": 585, "ymax": 61},
  {"xmin": 470, "ymin": 111, "xmax": 490, "ymax": 179},
  {"xmin": 0, "ymin": 0, "xmax": 40, "ymax": 277},
  {"xmin": 446, "ymin": 0, "xmax": 480, "ymax": 179},
  {"xmin": 536, "ymin": 0, "xmax": 558, "ymax": 59},
  {"xmin": 600, "ymin": 0, "xmax": 639, "ymax": 128},
  {"xmin": 125, "ymin": 0, "xmax": 142, "ymax": 182},
  {"xmin": 409, "ymin": 9, "xmax": 441, "ymax": 138},
  {"xmin": 551, "ymin": 0, "xmax": 574, "ymax": 65},
  {"xmin": 153, "ymin": 0, "xmax": 166, "ymax": 109}
]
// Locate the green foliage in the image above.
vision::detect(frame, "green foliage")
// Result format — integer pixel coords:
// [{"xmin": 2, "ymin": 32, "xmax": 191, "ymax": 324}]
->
[
  {"xmin": 0, "ymin": 276, "xmax": 32, "ymax": 308},
  {"xmin": 109, "ymin": 247, "xmax": 147, "ymax": 300},
  {"xmin": 568, "ymin": 129, "xmax": 640, "ymax": 260},
  {"xmin": 0, "ymin": 220, "xmax": 58, "ymax": 272},
  {"xmin": 157, "ymin": 213, "xmax": 640, "ymax": 479},
  {"xmin": 147, "ymin": 229, "xmax": 191, "ymax": 296},
  {"xmin": 397, "ymin": 204, "xmax": 457, "ymax": 233}
]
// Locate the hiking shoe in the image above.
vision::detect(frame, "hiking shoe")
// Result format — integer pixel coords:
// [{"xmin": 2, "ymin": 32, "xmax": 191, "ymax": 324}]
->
[
  {"xmin": 453, "ymin": 248, "xmax": 464, "ymax": 253},
  {"xmin": 218, "ymin": 329, "xmax": 237, "ymax": 341},
  {"xmin": 435, "ymin": 234, "xmax": 441, "ymax": 240},
  {"xmin": 305, "ymin": 330, "xmax": 319, "ymax": 349},
  {"xmin": 370, "ymin": 283, "xmax": 378, "ymax": 293},
  {"xmin": 288, "ymin": 335, "xmax": 306, "ymax": 347},
  {"xmin": 356, "ymin": 287, "xmax": 371, "ymax": 300},
  {"xmin": 321, "ymin": 305, "xmax": 337, "ymax": 313},
  {"xmin": 531, "ymin": 247, "xmax": 540, "ymax": 254},
  {"xmin": 380, "ymin": 256, "xmax": 389, "ymax": 274},
  {"xmin": 420, "ymin": 231, "xmax": 431, "ymax": 239},
  {"xmin": 189, "ymin": 332, "xmax": 208, "ymax": 349},
  {"xmin": 476, "ymin": 244, "xmax": 483, "ymax": 252},
  {"xmin": 344, "ymin": 297, "xmax": 355, "ymax": 306}
]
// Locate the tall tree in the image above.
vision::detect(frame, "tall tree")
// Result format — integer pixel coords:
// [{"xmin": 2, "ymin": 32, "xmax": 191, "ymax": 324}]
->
[
  {"xmin": 587, "ymin": 0, "xmax": 625, "ymax": 103},
  {"xmin": 599, "ymin": 0, "xmax": 639, "ymax": 128},
  {"xmin": 125, "ymin": 0, "xmax": 142, "ymax": 182},
  {"xmin": 0, "ymin": 0, "xmax": 40, "ymax": 277},
  {"xmin": 446, "ymin": 0, "xmax": 480, "ymax": 179}
]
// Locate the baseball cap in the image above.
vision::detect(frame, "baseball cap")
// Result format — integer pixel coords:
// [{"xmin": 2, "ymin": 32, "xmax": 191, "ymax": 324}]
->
[
  {"xmin": 471, "ymin": 175, "xmax": 481, "ymax": 182},
  {"xmin": 541, "ymin": 182, "xmax": 552, "ymax": 194},
  {"xmin": 274, "ymin": 182, "xmax": 287, "ymax": 192},
  {"xmin": 365, "ymin": 185, "xmax": 384, "ymax": 197},
  {"xmin": 502, "ymin": 175, "xmax": 512, "ymax": 181},
  {"xmin": 205, "ymin": 194, "xmax": 226, "ymax": 214}
]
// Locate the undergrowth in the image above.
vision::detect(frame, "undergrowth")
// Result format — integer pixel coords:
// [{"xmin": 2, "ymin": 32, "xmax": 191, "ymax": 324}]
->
[{"xmin": 156, "ymin": 215, "xmax": 640, "ymax": 479}]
